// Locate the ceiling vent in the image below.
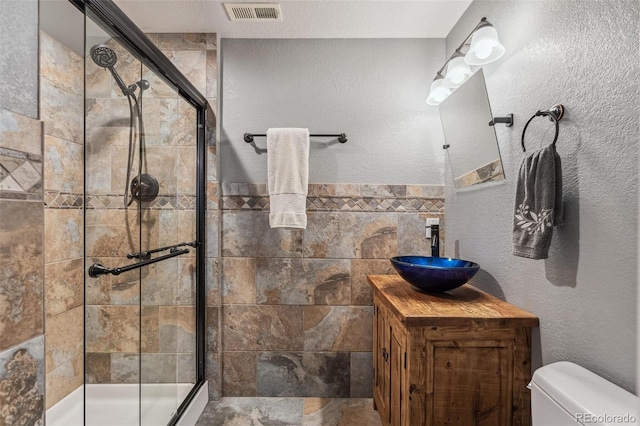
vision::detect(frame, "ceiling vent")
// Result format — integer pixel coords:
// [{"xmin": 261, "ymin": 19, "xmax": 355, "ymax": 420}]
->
[{"xmin": 224, "ymin": 3, "xmax": 283, "ymax": 22}]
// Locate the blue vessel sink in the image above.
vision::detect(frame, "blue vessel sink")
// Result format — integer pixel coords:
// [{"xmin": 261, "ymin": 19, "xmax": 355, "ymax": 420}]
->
[{"xmin": 390, "ymin": 256, "xmax": 480, "ymax": 293}]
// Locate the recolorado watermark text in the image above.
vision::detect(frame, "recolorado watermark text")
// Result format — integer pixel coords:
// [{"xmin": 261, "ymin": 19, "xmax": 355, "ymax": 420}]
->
[{"xmin": 575, "ymin": 413, "xmax": 637, "ymax": 424}]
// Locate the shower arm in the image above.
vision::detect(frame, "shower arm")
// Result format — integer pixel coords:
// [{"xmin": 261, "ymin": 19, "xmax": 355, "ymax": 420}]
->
[
  {"xmin": 88, "ymin": 248, "xmax": 190, "ymax": 278},
  {"xmin": 127, "ymin": 241, "xmax": 198, "ymax": 260}
]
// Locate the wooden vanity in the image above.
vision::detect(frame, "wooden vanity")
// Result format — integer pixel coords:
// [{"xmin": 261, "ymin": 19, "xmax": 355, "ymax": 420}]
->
[{"xmin": 368, "ymin": 275, "xmax": 539, "ymax": 426}]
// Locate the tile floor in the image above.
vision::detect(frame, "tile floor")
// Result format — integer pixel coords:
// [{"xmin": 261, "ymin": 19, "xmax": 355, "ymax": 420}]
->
[{"xmin": 196, "ymin": 397, "xmax": 382, "ymax": 425}]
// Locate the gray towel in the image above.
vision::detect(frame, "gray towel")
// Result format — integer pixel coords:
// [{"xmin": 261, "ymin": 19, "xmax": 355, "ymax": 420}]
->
[{"xmin": 513, "ymin": 144, "xmax": 563, "ymax": 259}]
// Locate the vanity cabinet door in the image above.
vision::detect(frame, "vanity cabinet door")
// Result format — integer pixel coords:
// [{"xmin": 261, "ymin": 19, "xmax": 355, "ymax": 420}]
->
[
  {"xmin": 373, "ymin": 301, "xmax": 390, "ymax": 425},
  {"xmin": 389, "ymin": 325, "xmax": 406, "ymax": 426}
]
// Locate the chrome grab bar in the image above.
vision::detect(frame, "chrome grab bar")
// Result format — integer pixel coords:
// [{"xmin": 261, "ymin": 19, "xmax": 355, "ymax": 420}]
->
[{"xmin": 88, "ymin": 248, "xmax": 189, "ymax": 278}]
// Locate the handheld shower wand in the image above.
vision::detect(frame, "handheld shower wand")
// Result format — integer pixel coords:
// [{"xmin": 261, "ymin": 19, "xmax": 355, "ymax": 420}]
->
[{"xmin": 89, "ymin": 44, "xmax": 137, "ymax": 96}]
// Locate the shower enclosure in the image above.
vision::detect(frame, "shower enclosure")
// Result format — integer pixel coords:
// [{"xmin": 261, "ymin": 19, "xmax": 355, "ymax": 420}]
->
[{"xmin": 43, "ymin": 1, "xmax": 208, "ymax": 425}]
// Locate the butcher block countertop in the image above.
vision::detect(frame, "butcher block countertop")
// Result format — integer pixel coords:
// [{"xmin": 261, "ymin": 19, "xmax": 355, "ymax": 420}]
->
[{"xmin": 368, "ymin": 274, "xmax": 539, "ymax": 328}]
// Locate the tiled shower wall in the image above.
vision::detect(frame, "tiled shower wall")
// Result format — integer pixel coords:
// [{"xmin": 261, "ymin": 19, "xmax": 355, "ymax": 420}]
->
[
  {"xmin": 218, "ymin": 183, "xmax": 444, "ymax": 398},
  {"xmin": 83, "ymin": 33, "xmax": 219, "ymax": 393},
  {"xmin": 40, "ymin": 31, "xmax": 85, "ymax": 409},
  {"xmin": 0, "ymin": 0, "xmax": 45, "ymax": 424}
]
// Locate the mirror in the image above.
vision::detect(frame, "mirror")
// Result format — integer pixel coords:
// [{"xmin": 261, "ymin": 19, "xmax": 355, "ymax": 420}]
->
[{"xmin": 439, "ymin": 69, "xmax": 505, "ymax": 188}]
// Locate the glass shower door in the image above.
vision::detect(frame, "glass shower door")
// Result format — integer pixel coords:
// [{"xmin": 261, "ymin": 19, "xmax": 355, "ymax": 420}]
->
[
  {"xmin": 85, "ymin": 15, "xmax": 198, "ymax": 426},
  {"xmin": 138, "ymin": 64, "xmax": 198, "ymax": 426}
]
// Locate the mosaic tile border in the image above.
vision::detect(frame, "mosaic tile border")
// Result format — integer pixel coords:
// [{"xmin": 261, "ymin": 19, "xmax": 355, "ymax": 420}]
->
[
  {"xmin": 85, "ymin": 193, "xmax": 197, "ymax": 210},
  {"xmin": 220, "ymin": 183, "xmax": 445, "ymax": 213},
  {"xmin": 0, "ymin": 147, "xmax": 43, "ymax": 200},
  {"xmin": 222, "ymin": 196, "xmax": 444, "ymax": 213},
  {"xmin": 45, "ymin": 191, "xmax": 83, "ymax": 209}
]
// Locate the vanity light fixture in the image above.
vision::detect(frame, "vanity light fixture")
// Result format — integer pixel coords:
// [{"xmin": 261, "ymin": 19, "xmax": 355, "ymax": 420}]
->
[{"xmin": 427, "ymin": 17, "xmax": 505, "ymax": 105}]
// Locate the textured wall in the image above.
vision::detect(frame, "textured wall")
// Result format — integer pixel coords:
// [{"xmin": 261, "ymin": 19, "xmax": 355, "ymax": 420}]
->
[
  {"xmin": 444, "ymin": 0, "xmax": 638, "ymax": 392},
  {"xmin": 0, "ymin": 0, "xmax": 39, "ymax": 118},
  {"xmin": 220, "ymin": 38, "xmax": 446, "ymax": 185}
]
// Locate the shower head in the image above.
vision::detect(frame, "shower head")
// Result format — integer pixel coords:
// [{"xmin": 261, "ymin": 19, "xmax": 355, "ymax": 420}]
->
[
  {"xmin": 90, "ymin": 44, "xmax": 118, "ymax": 68},
  {"xmin": 90, "ymin": 44, "xmax": 133, "ymax": 96}
]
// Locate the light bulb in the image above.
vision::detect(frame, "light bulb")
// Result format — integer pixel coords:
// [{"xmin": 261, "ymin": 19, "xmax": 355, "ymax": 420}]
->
[
  {"xmin": 426, "ymin": 77, "xmax": 451, "ymax": 106},
  {"xmin": 443, "ymin": 55, "xmax": 473, "ymax": 88},
  {"xmin": 465, "ymin": 25, "xmax": 505, "ymax": 66}
]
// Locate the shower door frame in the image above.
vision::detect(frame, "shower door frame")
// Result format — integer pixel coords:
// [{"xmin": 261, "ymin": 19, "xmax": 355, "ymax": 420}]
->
[{"xmin": 72, "ymin": 0, "xmax": 208, "ymax": 424}]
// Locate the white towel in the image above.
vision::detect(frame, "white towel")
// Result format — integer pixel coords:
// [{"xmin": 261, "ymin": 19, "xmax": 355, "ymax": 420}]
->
[{"xmin": 267, "ymin": 128, "xmax": 310, "ymax": 229}]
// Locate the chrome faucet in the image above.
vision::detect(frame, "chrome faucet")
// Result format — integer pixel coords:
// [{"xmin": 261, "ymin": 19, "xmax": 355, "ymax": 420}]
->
[{"xmin": 431, "ymin": 224, "xmax": 440, "ymax": 257}]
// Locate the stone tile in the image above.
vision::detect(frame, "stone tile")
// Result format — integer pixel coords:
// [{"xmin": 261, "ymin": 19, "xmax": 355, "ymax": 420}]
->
[
  {"xmin": 302, "ymin": 398, "xmax": 381, "ymax": 426},
  {"xmin": 140, "ymin": 353, "xmax": 178, "ymax": 383},
  {"xmin": 85, "ymin": 305, "xmax": 139, "ymax": 353},
  {"xmin": 166, "ymin": 50, "xmax": 207, "ymax": 95},
  {"xmin": 222, "ymin": 351, "xmax": 256, "ymax": 397},
  {"xmin": 178, "ymin": 257, "xmax": 198, "ymax": 297},
  {"xmin": 141, "ymin": 306, "xmax": 159, "ymax": 353},
  {"xmin": 406, "ymin": 184, "xmax": 445, "ymax": 198},
  {"xmin": 143, "ymin": 146, "xmax": 179, "ymax": 195},
  {"xmin": 0, "ymin": 200, "xmax": 43, "ymax": 350},
  {"xmin": 142, "ymin": 64, "xmax": 179, "ymax": 99},
  {"xmin": 256, "ymin": 258, "xmax": 350, "ymax": 305},
  {"xmin": 45, "ymin": 208, "xmax": 83, "ymax": 262},
  {"xmin": 139, "ymin": 209, "xmax": 177, "ymax": 253},
  {"xmin": 158, "ymin": 306, "xmax": 196, "ymax": 353},
  {"xmin": 303, "ymin": 306, "xmax": 373, "ymax": 352},
  {"xmin": 40, "ymin": 78, "xmax": 83, "ymax": 144},
  {"xmin": 0, "ymin": 335, "xmax": 44, "ymax": 426},
  {"xmin": 361, "ymin": 184, "xmax": 406, "ymax": 198},
  {"xmin": 40, "ymin": 31, "xmax": 83, "ymax": 96},
  {"xmin": 350, "ymin": 352, "xmax": 373, "ymax": 398},
  {"xmin": 173, "ymin": 98, "xmax": 198, "ymax": 147},
  {"xmin": 141, "ymin": 258, "xmax": 191, "ymax": 305},
  {"xmin": 398, "ymin": 213, "xmax": 444, "ymax": 256},
  {"xmin": 10, "ymin": 160, "xmax": 41, "ymax": 191},
  {"xmin": 206, "ymin": 33, "xmax": 217, "ymax": 50},
  {"xmin": 206, "ymin": 257, "xmax": 220, "ymax": 305},
  {"xmin": 206, "ymin": 306, "xmax": 219, "ymax": 353},
  {"xmin": 85, "ymin": 352, "xmax": 110, "ymax": 384},
  {"xmin": 177, "ymin": 352, "xmax": 196, "ymax": 383},
  {"xmin": 350, "ymin": 259, "xmax": 396, "ymax": 306},
  {"xmin": 257, "ymin": 352, "xmax": 350, "ymax": 398},
  {"xmin": 46, "ymin": 306, "xmax": 83, "ymax": 371},
  {"xmin": 44, "ymin": 134, "xmax": 83, "ymax": 193},
  {"xmin": 206, "ymin": 209, "xmax": 219, "ymax": 258},
  {"xmin": 206, "ymin": 50, "xmax": 217, "ymax": 99},
  {"xmin": 307, "ymin": 183, "xmax": 361, "ymax": 197},
  {"xmin": 158, "ymin": 33, "xmax": 207, "ymax": 50},
  {"xmin": 206, "ymin": 353, "xmax": 221, "ymax": 400},
  {"xmin": 223, "ymin": 305, "xmax": 303, "ymax": 351},
  {"xmin": 0, "ymin": 0, "xmax": 38, "ymax": 118},
  {"xmin": 45, "ymin": 258, "xmax": 83, "ymax": 317},
  {"xmin": 221, "ymin": 257, "xmax": 256, "ymax": 304},
  {"xmin": 221, "ymin": 182, "xmax": 268, "ymax": 197},
  {"xmin": 85, "ymin": 209, "xmax": 138, "ymax": 258},
  {"xmin": 207, "ymin": 181, "xmax": 219, "ymax": 210},
  {"xmin": 196, "ymin": 398, "xmax": 303, "ymax": 426},
  {"xmin": 85, "ymin": 98, "xmax": 131, "ymax": 141},
  {"xmin": 45, "ymin": 354, "xmax": 82, "ymax": 409},
  {"xmin": 304, "ymin": 212, "xmax": 397, "ymax": 259},
  {"xmin": 112, "ymin": 353, "xmax": 139, "ymax": 384},
  {"xmin": 177, "ymin": 146, "xmax": 197, "ymax": 195},
  {"xmin": 222, "ymin": 211, "xmax": 303, "ymax": 258},
  {"xmin": 0, "ymin": 108, "xmax": 42, "ymax": 155}
]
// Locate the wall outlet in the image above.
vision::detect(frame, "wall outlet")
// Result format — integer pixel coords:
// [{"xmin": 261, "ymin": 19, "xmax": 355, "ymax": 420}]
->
[{"xmin": 425, "ymin": 218, "xmax": 440, "ymax": 238}]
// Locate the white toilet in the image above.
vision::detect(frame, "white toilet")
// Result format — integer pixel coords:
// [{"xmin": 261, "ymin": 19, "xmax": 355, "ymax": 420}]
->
[{"xmin": 530, "ymin": 361, "xmax": 639, "ymax": 426}]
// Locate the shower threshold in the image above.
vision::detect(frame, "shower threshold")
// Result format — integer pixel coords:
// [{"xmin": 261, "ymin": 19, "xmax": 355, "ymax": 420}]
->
[{"xmin": 46, "ymin": 382, "xmax": 208, "ymax": 426}]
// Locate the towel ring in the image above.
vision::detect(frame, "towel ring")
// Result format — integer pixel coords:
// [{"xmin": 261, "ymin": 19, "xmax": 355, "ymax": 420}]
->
[{"xmin": 521, "ymin": 104, "xmax": 564, "ymax": 152}]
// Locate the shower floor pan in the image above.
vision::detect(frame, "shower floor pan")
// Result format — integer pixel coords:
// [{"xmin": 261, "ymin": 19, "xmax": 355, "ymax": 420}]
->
[{"xmin": 46, "ymin": 382, "xmax": 207, "ymax": 426}]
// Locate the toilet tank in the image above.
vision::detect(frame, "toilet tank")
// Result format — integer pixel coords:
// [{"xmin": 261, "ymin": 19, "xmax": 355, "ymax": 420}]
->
[{"xmin": 530, "ymin": 361, "xmax": 638, "ymax": 426}]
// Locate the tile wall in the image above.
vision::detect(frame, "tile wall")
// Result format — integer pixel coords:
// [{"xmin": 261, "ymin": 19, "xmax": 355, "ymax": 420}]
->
[
  {"xmin": 218, "ymin": 183, "xmax": 444, "ymax": 398},
  {"xmin": 40, "ymin": 31, "xmax": 85, "ymax": 409},
  {"xmin": 83, "ymin": 33, "xmax": 218, "ymax": 395},
  {"xmin": 0, "ymin": 0, "xmax": 45, "ymax": 423}
]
